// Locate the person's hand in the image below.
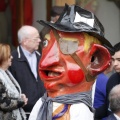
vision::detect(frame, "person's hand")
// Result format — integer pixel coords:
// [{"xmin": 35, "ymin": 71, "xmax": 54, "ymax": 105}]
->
[{"xmin": 21, "ymin": 94, "xmax": 28, "ymax": 106}]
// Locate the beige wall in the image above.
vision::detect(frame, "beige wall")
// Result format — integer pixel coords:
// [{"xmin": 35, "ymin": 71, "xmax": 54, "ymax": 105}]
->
[
  {"xmin": 55, "ymin": 0, "xmax": 75, "ymax": 6},
  {"xmin": 96, "ymin": 0, "xmax": 120, "ymax": 46}
]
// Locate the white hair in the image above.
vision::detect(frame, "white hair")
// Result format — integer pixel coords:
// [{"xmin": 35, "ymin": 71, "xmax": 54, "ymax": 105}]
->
[{"xmin": 17, "ymin": 25, "xmax": 38, "ymax": 44}]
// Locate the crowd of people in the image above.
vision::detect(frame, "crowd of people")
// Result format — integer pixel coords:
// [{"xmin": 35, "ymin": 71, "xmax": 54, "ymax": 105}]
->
[{"xmin": 0, "ymin": 4, "xmax": 120, "ymax": 120}]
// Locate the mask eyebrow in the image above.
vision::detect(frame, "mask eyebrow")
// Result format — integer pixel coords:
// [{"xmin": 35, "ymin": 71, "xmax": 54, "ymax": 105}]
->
[
  {"xmin": 44, "ymin": 34, "xmax": 50, "ymax": 41},
  {"xmin": 61, "ymin": 37, "xmax": 78, "ymax": 41}
]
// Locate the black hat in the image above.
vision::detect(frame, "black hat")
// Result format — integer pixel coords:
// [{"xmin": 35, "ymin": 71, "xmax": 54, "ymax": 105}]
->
[{"xmin": 38, "ymin": 4, "xmax": 114, "ymax": 54}]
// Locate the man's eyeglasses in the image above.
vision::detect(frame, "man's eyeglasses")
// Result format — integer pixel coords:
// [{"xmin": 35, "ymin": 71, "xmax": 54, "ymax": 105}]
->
[
  {"xmin": 26, "ymin": 37, "xmax": 40, "ymax": 42},
  {"xmin": 31, "ymin": 37, "xmax": 40, "ymax": 41}
]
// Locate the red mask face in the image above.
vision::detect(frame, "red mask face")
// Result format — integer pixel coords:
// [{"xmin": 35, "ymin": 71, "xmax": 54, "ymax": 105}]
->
[{"xmin": 39, "ymin": 30, "xmax": 111, "ymax": 97}]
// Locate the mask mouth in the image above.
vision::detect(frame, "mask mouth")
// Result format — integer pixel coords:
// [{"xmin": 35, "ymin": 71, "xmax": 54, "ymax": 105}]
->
[
  {"xmin": 48, "ymin": 71, "xmax": 61, "ymax": 77},
  {"xmin": 39, "ymin": 68, "xmax": 63, "ymax": 79}
]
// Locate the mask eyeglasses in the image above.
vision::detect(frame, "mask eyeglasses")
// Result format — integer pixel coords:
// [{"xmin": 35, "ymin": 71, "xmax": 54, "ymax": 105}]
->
[{"xmin": 52, "ymin": 29, "xmax": 78, "ymax": 55}]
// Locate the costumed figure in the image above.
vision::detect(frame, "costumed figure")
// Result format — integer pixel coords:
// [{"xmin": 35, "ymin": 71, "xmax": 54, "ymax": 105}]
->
[{"xmin": 29, "ymin": 4, "xmax": 114, "ymax": 120}]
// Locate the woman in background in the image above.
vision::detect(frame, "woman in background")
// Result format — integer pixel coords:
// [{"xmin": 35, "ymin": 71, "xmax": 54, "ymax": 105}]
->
[{"xmin": 0, "ymin": 43, "xmax": 28, "ymax": 120}]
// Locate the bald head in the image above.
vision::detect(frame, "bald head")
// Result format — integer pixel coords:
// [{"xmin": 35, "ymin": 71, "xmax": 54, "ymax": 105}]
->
[{"xmin": 109, "ymin": 84, "xmax": 120, "ymax": 113}]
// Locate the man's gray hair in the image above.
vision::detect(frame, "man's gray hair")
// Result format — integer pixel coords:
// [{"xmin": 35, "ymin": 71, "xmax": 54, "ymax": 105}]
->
[
  {"xmin": 109, "ymin": 84, "xmax": 120, "ymax": 113},
  {"xmin": 18, "ymin": 25, "xmax": 36, "ymax": 44}
]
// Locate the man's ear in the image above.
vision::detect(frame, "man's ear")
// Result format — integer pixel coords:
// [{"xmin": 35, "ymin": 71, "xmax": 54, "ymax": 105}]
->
[{"xmin": 88, "ymin": 44, "xmax": 111, "ymax": 76}]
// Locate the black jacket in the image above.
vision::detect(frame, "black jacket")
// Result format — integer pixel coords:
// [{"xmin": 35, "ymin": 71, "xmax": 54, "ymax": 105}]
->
[
  {"xmin": 95, "ymin": 73, "xmax": 120, "ymax": 119},
  {"xmin": 106, "ymin": 114, "xmax": 117, "ymax": 120},
  {"xmin": 9, "ymin": 46, "xmax": 46, "ymax": 112}
]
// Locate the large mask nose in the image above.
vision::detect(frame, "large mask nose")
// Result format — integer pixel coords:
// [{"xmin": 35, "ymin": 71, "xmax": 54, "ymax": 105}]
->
[{"xmin": 40, "ymin": 41, "xmax": 60, "ymax": 68}]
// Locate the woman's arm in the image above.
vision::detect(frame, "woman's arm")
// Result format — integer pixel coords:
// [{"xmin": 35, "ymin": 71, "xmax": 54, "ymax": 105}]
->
[{"xmin": 0, "ymin": 81, "xmax": 25, "ymax": 112}]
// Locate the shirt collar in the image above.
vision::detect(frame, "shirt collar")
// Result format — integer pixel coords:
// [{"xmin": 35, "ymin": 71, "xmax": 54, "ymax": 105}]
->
[{"xmin": 21, "ymin": 46, "xmax": 35, "ymax": 57}]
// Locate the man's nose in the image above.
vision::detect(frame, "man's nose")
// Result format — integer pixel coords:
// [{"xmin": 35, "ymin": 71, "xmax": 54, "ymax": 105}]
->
[
  {"xmin": 37, "ymin": 38, "xmax": 41, "ymax": 43},
  {"xmin": 113, "ymin": 60, "xmax": 119, "ymax": 66},
  {"xmin": 40, "ymin": 42, "xmax": 60, "ymax": 68}
]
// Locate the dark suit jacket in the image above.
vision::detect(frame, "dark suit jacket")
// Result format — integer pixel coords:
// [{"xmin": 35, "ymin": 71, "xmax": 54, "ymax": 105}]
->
[
  {"xmin": 9, "ymin": 46, "xmax": 46, "ymax": 112},
  {"xmin": 106, "ymin": 114, "xmax": 117, "ymax": 120}
]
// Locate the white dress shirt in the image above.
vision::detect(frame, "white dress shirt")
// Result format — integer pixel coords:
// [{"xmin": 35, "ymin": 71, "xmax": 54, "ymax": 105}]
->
[{"xmin": 21, "ymin": 46, "xmax": 37, "ymax": 79}]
